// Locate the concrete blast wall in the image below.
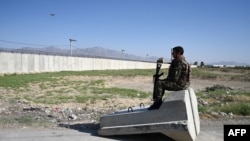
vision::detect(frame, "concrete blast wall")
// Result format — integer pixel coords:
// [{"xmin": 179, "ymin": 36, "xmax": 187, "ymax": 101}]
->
[
  {"xmin": 0, "ymin": 52, "xmax": 169, "ymax": 74},
  {"xmin": 98, "ymin": 88, "xmax": 200, "ymax": 141}
]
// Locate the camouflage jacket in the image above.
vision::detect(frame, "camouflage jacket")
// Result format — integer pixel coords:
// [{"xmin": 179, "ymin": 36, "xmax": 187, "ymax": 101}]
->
[{"xmin": 166, "ymin": 58, "xmax": 191, "ymax": 88}]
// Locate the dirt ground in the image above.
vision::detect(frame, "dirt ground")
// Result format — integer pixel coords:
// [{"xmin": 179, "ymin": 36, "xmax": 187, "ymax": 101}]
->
[
  {"xmin": 107, "ymin": 75, "xmax": 250, "ymax": 92},
  {"xmin": 0, "ymin": 74, "xmax": 250, "ymax": 141},
  {"xmin": 0, "ymin": 74, "xmax": 250, "ymax": 130}
]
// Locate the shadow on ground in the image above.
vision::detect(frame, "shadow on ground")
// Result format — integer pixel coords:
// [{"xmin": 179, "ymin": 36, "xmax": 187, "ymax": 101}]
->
[{"xmin": 58, "ymin": 123, "xmax": 174, "ymax": 141}]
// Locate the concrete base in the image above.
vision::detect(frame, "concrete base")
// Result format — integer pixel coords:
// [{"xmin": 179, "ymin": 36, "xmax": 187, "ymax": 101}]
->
[{"xmin": 98, "ymin": 88, "xmax": 200, "ymax": 141}]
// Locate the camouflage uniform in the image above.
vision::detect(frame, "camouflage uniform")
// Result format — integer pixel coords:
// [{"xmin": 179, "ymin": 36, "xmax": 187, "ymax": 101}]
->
[{"xmin": 153, "ymin": 58, "xmax": 191, "ymax": 101}]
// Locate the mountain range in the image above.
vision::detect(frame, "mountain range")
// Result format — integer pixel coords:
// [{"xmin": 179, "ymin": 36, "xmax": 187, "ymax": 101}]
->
[
  {"xmin": 207, "ymin": 61, "xmax": 249, "ymax": 66},
  {"xmin": 0, "ymin": 46, "xmax": 161, "ymax": 62},
  {"xmin": 0, "ymin": 46, "xmax": 248, "ymax": 66}
]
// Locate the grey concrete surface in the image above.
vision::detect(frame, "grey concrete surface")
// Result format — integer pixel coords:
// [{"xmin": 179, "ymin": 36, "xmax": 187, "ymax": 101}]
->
[{"xmin": 0, "ymin": 121, "xmax": 223, "ymax": 141}]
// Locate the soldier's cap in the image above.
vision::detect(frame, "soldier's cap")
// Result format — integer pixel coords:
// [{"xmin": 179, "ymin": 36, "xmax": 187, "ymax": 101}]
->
[{"xmin": 173, "ymin": 46, "xmax": 184, "ymax": 55}]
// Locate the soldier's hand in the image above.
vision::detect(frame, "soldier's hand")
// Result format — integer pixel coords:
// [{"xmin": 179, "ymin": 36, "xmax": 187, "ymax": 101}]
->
[{"xmin": 157, "ymin": 57, "xmax": 164, "ymax": 63}]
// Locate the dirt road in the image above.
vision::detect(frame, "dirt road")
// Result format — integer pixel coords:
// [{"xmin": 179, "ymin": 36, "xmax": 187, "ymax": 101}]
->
[
  {"xmin": 1, "ymin": 118, "xmax": 250, "ymax": 141},
  {"xmin": 0, "ymin": 120, "xmax": 222, "ymax": 141}
]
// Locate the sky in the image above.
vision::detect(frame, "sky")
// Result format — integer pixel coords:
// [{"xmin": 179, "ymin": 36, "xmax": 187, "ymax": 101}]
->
[{"xmin": 0, "ymin": 0, "xmax": 249, "ymax": 64}]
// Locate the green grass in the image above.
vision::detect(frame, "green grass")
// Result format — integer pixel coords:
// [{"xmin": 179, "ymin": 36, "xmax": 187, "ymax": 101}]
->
[
  {"xmin": 0, "ymin": 69, "xmax": 155, "ymax": 89},
  {"xmin": 198, "ymin": 106, "xmax": 209, "ymax": 113},
  {"xmin": 19, "ymin": 77, "xmax": 149, "ymax": 105},
  {"xmin": 30, "ymin": 95, "xmax": 74, "ymax": 104},
  {"xmin": 198, "ymin": 84, "xmax": 250, "ymax": 116},
  {"xmin": 0, "ymin": 115, "xmax": 37, "ymax": 126},
  {"xmin": 0, "ymin": 115, "xmax": 51, "ymax": 127},
  {"xmin": 1, "ymin": 68, "xmax": 250, "ymax": 116},
  {"xmin": 191, "ymin": 67, "xmax": 250, "ymax": 81},
  {"xmin": 191, "ymin": 69, "xmax": 218, "ymax": 79},
  {"xmin": 15, "ymin": 115, "xmax": 34, "ymax": 126},
  {"xmin": 95, "ymin": 87, "xmax": 150, "ymax": 98},
  {"xmin": 23, "ymin": 87, "xmax": 148, "ymax": 105},
  {"xmin": 0, "ymin": 70, "xmax": 153, "ymax": 105},
  {"xmin": 219, "ymin": 103, "xmax": 250, "ymax": 116},
  {"xmin": 0, "ymin": 73, "xmax": 58, "ymax": 88},
  {"xmin": 240, "ymin": 91, "xmax": 250, "ymax": 96},
  {"xmin": 1, "ymin": 68, "xmax": 248, "ymax": 89},
  {"xmin": 75, "ymin": 95, "xmax": 95, "ymax": 103}
]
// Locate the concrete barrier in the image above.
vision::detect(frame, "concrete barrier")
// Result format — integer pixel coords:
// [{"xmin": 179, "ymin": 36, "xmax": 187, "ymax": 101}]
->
[
  {"xmin": 0, "ymin": 52, "xmax": 170, "ymax": 74},
  {"xmin": 98, "ymin": 88, "xmax": 200, "ymax": 141}
]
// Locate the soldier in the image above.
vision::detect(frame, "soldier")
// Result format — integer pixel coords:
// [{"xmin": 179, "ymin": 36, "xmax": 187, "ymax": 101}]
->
[{"xmin": 148, "ymin": 46, "xmax": 191, "ymax": 110}]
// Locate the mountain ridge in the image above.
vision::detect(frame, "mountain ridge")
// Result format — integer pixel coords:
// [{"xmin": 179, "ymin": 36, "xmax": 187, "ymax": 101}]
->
[
  {"xmin": 207, "ymin": 61, "xmax": 249, "ymax": 66},
  {"xmin": 0, "ymin": 46, "xmax": 248, "ymax": 66},
  {"xmin": 0, "ymin": 46, "xmax": 161, "ymax": 62}
]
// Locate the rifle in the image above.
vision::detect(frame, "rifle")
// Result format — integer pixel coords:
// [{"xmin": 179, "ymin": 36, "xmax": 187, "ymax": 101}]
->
[{"xmin": 152, "ymin": 58, "xmax": 164, "ymax": 100}]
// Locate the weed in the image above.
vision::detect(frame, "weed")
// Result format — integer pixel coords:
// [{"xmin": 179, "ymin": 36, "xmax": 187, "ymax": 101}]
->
[
  {"xmin": 198, "ymin": 105, "xmax": 209, "ymax": 113},
  {"xmin": 240, "ymin": 91, "xmax": 250, "ymax": 96},
  {"xmin": 75, "ymin": 95, "xmax": 92, "ymax": 103},
  {"xmin": 95, "ymin": 87, "xmax": 149, "ymax": 98},
  {"xmin": 220, "ymin": 103, "xmax": 250, "ymax": 116},
  {"xmin": 39, "ymin": 83, "xmax": 47, "ymax": 89},
  {"xmin": 8, "ymin": 98, "xmax": 17, "ymax": 104},
  {"xmin": 205, "ymin": 84, "xmax": 232, "ymax": 92},
  {"xmin": 196, "ymin": 91, "xmax": 205, "ymax": 98},
  {"xmin": 0, "ymin": 117, "xmax": 16, "ymax": 126},
  {"xmin": 191, "ymin": 67, "xmax": 250, "ymax": 81},
  {"xmin": 89, "ymin": 80, "xmax": 105, "ymax": 87},
  {"xmin": 191, "ymin": 68, "xmax": 218, "ymax": 79},
  {"xmin": 45, "ymin": 92, "xmax": 54, "ymax": 97},
  {"xmin": 197, "ymin": 84, "xmax": 250, "ymax": 116},
  {"xmin": 24, "ymin": 95, "xmax": 32, "ymax": 101},
  {"xmin": 1, "ymin": 68, "xmax": 249, "ymax": 117},
  {"xmin": 15, "ymin": 115, "xmax": 34, "ymax": 126},
  {"xmin": 0, "ymin": 115, "xmax": 51, "ymax": 128},
  {"xmin": 74, "ymin": 86, "xmax": 87, "ymax": 93},
  {"xmin": 0, "ymin": 69, "xmax": 155, "ymax": 89}
]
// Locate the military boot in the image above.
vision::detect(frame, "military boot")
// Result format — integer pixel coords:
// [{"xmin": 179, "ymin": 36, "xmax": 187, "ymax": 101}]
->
[{"xmin": 148, "ymin": 99, "xmax": 162, "ymax": 110}]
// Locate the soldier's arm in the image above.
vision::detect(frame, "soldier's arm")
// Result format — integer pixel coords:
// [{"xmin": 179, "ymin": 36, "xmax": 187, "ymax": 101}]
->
[{"xmin": 174, "ymin": 62, "xmax": 182, "ymax": 81}]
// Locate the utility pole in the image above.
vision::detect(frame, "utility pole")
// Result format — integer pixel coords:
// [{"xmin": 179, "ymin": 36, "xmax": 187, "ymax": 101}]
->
[
  {"xmin": 121, "ymin": 49, "xmax": 125, "ymax": 59},
  {"xmin": 69, "ymin": 38, "xmax": 77, "ymax": 56}
]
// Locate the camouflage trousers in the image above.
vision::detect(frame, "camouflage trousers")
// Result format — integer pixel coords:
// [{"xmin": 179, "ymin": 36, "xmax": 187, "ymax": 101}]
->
[{"xmin": 153, "ymin": 80, "xmax": 188, "ymax": 101}]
